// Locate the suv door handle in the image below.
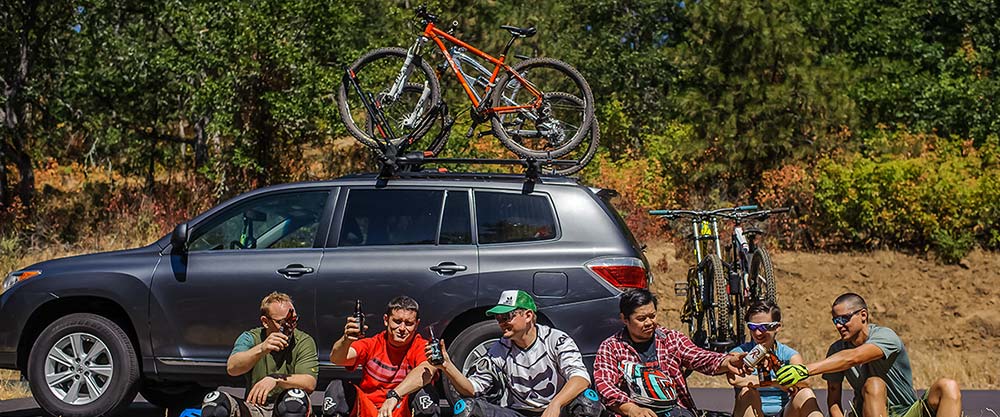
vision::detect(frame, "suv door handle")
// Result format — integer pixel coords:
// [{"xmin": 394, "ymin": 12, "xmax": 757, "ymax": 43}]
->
[
  {"xmin": 278, "ymin": 264, "xmax": 315, "ymax": 278},
  {"xmin": 429, "ymin": 263, "xmax": 467, "ymax": 273}
]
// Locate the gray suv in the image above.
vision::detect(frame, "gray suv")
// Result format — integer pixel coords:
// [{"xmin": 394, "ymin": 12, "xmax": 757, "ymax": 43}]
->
[{"xmin": 0, "ymin": 172, "xmax": 651, "ymax": 417}]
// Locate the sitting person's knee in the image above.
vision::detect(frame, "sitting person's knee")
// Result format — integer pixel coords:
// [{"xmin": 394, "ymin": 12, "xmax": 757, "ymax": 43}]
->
[
  {"xmin": 736, "ymin": 386, "xmax": 757, "ymax": 398},
  {"xmin": 862, "ymin": 377, "xmax": 887, "ymax": 397},
  {"xmin": 410, "ymin": 387, "xmax": 440, "ymax": 417},
  {"xmin": 791, "ymin": 387, "xmax": 817, "ymax": 400},
  {"xmin": 276, "ymin": 388, "xmax": 311, "ymax": 417},
  {"xmin": 565, "ymin": 388, "xmax": 604, "ymax": 417},
  {"xmin": 452, "ymin": 397, "xmax": 479, "ymax": 417},
  {"xmin": 935, "ymin": 378, "xmax": 962, "ymax": 400},
  {"xmin": 202, "ymin": 390, "xmax": 243, "ymax": 417},
  {"xmin": 323, "ymin": 380, "xmax": 351, "ymax": 417}
]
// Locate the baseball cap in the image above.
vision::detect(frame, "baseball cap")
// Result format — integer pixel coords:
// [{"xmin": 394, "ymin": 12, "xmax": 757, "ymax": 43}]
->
[{"xmin": 486, "ymin": 290, "xmax": 537, "ymax": 316}]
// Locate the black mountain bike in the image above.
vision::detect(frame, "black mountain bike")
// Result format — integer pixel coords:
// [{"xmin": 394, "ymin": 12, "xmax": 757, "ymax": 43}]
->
[{"xmin": 649, "ymin": 206, "xmax": 789, "ymax": 351}]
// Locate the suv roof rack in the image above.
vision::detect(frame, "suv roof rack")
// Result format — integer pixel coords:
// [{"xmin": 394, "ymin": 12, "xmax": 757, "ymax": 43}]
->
[{"xmin": 368, "ymin": 151, "xmax": 580, "ymax": 193}]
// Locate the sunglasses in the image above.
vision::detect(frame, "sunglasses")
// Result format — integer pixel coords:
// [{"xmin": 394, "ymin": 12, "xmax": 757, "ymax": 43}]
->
[
  {"xmin": 747, "ymin": 322, "xmax": 780, "ymax": 332},
  {"xmin": 831, "ymin": 309, "xmax": 864, "ymax": 326},
  {"xmin": 494, "ymin": 310, "xmax": 524, "ymax": 323}
]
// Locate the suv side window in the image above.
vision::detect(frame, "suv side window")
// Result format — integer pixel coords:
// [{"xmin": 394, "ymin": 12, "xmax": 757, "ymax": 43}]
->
[
  {"xmin": 340, "ymin": 189, "xmax": 444, "ymax": 246},
  {"xmin": 188, "ymin": 190, "xmax": 329, "ymax": 251},
  {"xmin": 475, "ymin": 191, "xmax": 556, "ymax": 244}
]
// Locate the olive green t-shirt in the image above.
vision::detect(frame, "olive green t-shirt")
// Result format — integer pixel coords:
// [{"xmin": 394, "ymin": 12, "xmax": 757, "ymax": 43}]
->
[
  {"xmin": 823, "ymin": 324, "xmax": 918, "ymax": 414},
  {"xmin": 231, "ymin": 327, "xmax": 319, "ymax": 403}
]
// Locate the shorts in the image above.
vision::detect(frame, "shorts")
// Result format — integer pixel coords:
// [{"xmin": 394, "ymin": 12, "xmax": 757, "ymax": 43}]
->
[{"xmin": 891, "ymin": 392, "xmax": 934, "ymax": 417}]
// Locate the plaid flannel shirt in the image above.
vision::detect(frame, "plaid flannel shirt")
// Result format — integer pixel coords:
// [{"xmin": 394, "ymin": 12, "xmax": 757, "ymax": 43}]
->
[{"xmin": 593, "ymin": 326, "xmax": 727, "ymax": 413}]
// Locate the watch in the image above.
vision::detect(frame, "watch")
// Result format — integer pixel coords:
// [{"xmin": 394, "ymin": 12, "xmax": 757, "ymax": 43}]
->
[{"xmin": 386, "ymin": 389, "xmax": 402, "ymax": 403}]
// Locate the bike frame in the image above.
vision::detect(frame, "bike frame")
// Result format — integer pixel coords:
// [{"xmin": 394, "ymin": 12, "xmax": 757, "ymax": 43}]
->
[{"xmin": 417, "ymin": 21, "xmax": 543, "ymax": 113}]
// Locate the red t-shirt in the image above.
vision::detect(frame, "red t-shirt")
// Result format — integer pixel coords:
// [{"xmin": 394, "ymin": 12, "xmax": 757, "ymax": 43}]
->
[{"xmin": 349, "ymin": 331, "xmax": 429, "ymax": 415}]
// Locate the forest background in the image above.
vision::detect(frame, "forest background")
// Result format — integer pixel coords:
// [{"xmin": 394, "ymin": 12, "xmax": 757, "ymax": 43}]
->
[{"xmin": 1, "ymin": 0, "xmax": 999, "ymax": 394}]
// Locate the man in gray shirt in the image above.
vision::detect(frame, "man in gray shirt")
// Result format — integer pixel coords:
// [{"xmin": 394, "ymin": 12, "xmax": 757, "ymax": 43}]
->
[{"xmin": 774, "ymin": 293, "xmax": 962, "ymax": 417}]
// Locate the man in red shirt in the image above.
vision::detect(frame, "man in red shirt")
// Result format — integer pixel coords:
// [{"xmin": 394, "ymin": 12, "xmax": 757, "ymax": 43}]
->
[{"xmin": 324, "ymin": 296, "xmax": 439, "ymax": 417}]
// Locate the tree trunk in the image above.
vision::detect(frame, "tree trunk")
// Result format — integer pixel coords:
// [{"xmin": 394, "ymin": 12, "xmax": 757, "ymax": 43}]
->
[
  {"xmin": 194, "ymin": 115, "xmax": 210, "ymax": 169},
  {"xmin": 0, "ymin": 150, "xmax": 9, "ymax": 209}
]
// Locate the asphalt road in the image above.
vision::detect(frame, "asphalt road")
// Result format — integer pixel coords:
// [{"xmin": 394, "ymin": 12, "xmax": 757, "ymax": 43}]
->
[{"xmin": 0, "ymin": 388, "xmax": 997, "ymax": 417}]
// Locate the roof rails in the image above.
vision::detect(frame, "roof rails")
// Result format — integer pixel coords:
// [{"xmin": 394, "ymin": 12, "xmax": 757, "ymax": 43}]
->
[{"xmin": 377, "ymin": 150, "xmax": 579, "ymax": 181}]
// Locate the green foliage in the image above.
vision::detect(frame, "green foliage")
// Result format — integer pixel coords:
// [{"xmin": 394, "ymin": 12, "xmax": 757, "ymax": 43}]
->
[{"xmin": 811, "ymin": 133, "xmax": 996, "ymax": 262}]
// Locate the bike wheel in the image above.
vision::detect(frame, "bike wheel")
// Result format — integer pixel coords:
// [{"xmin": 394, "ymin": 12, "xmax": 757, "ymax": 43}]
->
[
  {"xmin": 364, "ymin": 83, "xmax": 448, "ymax": 156},
  {"xmin": 750, "ymin": 247, "xmax": 777, "ymax": 304},
  {"xmin": 540, "ymin": 93, "xmax": 599, "ymax": 175},
  {"xmin": 702, "ymin": 254, "xmax": 730, "ymax": 348},
  {"xmin": 490, "ymin": 58, "xmax": 594, "ymax": 159},
  {"xmin": 337, "ymin": 47, "xmax": 442, "ymax": 156}
]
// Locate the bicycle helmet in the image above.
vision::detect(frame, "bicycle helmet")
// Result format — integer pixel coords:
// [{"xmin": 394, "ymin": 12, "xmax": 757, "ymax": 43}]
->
[{"xmin": 620, "ymin": 361, "xmax": 678, "ymax": 410}]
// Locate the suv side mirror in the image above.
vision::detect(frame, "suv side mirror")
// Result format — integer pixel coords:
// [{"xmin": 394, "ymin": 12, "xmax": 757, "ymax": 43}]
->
[{"xmin": 171, "ymin": 223, "xmax": 189, "ymax": 253}]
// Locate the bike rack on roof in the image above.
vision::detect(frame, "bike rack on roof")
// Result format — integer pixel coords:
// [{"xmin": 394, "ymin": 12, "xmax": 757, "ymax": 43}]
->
[{"xmin": 376, "ymin": 151, "xmax": 579, "ymax": 192}]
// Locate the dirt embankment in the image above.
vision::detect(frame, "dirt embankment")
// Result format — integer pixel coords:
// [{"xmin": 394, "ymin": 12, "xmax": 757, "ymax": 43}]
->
[{"xmin": 644, "ymin": 240, "xmax": 1000, "ymax": 389}]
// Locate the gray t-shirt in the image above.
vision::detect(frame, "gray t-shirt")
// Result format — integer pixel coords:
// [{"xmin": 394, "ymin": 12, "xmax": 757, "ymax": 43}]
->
[{"xmin": 823, "ymin": 324, "xmax": 918, "ymax": 414}]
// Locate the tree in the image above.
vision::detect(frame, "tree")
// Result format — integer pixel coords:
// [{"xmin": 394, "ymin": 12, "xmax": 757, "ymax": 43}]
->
[
  {"xmin": 1, "ymin": 0, "xmax": 76, "ymax": 214},
  {"xmin": 671, "ymin": 0, "xmax": 854, "ymax": 196}
]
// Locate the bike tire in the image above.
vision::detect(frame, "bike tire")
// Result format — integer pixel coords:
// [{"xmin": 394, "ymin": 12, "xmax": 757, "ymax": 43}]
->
[
  {"xmin": 363, "ymin": 83, "xmax": 449, "ymax": 156},
  {"xmin": 542, "ymin": 93, "xmax": 599, "ymax": 176},
  {"xmin": 750, "ymin": 247, "xmax": 778, "ymax": 304},
  {"xmin": 490, "ymin": 57, "xmax": 595, "ymax": 159},
  {"xmin": 703, "ymin": 254, "xmax": 730, "ymax": 347},
  {"xmin": 337, "ymin": 47, "xmax": 442, "ymax": 156}
]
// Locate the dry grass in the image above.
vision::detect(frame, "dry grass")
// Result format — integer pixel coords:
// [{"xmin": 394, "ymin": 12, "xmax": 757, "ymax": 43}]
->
[
  {"xmin": 646, "ymin": 239, "xmax": 1000, "ymax": 390},
  {"xmin": 0, "ymin": 369, "xmax": 30, "ymax": 401}
]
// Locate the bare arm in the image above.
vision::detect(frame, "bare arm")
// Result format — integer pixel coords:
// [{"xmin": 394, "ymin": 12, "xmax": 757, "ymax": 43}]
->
[
  {"xmin": 330, "ymin": 316, "xmax": 364, "ymax": 366},
  {"xmin": 228, "ymin": 346, "xmax": 267, "ymax": 376},
  {"xmin": 276, "ymin": 374, "xmax": 318, "ymax": 393},
  {"xmin": 802, "ymin": 344, "xmax": 883, "ymax": 377},
  {"xmin": 548, "ymin": 375, "xmax": 590, "ymax": 409},
  {"xmin": 228, "ymin": 332, "xmax": 288, "ymax": 376}
]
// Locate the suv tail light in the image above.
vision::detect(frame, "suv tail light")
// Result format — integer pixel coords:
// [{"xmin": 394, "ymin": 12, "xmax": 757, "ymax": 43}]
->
[{"xmin": 586, "ymin": 257, "xmax": 648, "ymax": 289}]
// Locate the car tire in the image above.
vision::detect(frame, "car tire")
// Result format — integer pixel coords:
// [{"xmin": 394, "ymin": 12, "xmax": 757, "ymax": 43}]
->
[
  {"xmin": 140, "ymin": 380, "xmax": 212, "ymax": 411},
  {"xmin": 442, "ymin": 321, "xmax": 501, "ymax": 406},
  {"xmin": 27, "ymin": 313, "xmax": 140, "ymax": 417}
]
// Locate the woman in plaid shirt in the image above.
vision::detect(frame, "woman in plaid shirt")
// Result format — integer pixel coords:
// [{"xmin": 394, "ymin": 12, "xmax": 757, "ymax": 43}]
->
[{"xmin": 594, "ymin": 289, "xmax": 747, "ymax": 417}]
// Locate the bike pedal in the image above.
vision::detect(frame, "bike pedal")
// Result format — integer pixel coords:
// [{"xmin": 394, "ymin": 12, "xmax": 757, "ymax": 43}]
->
[{"xmin": 673, "ymin": 281, "xmax": 688, "ymax": 296}]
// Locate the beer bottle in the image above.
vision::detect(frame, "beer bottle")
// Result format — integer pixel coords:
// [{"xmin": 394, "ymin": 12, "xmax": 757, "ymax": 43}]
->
[
  {"xmin": 354, "ymin": 299, "xmax": 365, "ymax": 337},
  {"xmin": 427, "ymin": 327, "xmax": 444, "ymax": 365}
]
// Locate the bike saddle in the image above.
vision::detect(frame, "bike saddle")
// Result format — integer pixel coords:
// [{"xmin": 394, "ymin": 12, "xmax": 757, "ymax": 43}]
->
[{"xmin": 500, "ymin": 25, "xmax": 537, "ymax": 38}]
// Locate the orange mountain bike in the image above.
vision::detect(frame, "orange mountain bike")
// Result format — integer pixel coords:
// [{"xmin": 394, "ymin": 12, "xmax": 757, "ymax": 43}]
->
[{"xmin": 337, "ymin": 6, "xmax": 596, "ymax": 162}]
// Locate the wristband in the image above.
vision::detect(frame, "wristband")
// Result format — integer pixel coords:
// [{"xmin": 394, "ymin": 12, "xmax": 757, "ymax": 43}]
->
[{"xmin": 386, "ymin": 389, "xmax": 402, "ymax": 409}]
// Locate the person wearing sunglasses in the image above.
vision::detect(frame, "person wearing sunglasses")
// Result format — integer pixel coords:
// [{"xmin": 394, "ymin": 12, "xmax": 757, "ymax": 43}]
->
[
  {"xmin": 325, "ymin": 296, "xmax": 440, "ymax": 417},
  {"xmin": 593, "ymin": 289, "xmax": 748, "ymax": 417},
  {"xmin": 728, "ymin": 302, "xmax": 821, "ymax": 417},
  {"xmin": 775, "ymin": 293, "xmax": 962, "ymax": 417},
  {"xmin": 388, "ymin": 289, "xmax": 603, "ymax": 417},
  {"xmin": 202, "ymin": 291, "xmax": 319, "ymax": 417}
]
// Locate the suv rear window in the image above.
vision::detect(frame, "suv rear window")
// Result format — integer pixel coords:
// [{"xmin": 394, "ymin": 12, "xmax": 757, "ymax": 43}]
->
[{"xmin": 475, "ymin": 191, "xmax": 556, "ymax": 244}]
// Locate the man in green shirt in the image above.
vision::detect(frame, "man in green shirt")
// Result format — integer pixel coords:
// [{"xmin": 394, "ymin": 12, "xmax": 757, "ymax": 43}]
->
[
  {"xmin": 775, "ymin": 293, "xmax": 962, "ymax": 417},
  {"xmin": 202, "ymin": 291, "xmax": 320, "ymax": 417}
]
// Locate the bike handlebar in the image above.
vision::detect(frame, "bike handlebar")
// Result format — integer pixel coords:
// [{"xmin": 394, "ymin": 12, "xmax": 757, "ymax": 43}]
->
[
  {"xmin": 414, "ymin": 5, "xmax": 439, "ymax": 23},
  {"xmin": 649, "ymin": 206, "xmax": 791, "ymax": 221}
]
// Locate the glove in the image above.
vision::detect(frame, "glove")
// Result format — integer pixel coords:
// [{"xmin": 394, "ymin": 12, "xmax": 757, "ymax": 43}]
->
[{"xmin": 775, "ymin": 364, "xmax": 809, "ymax": 386}]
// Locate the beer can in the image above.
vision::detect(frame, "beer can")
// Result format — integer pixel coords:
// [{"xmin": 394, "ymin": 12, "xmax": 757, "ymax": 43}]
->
[{"xmin": 743, "ymin": 343, "xmax": 769, "ymax": 368}]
